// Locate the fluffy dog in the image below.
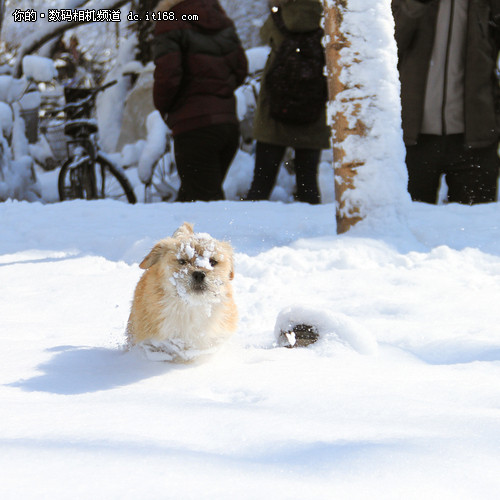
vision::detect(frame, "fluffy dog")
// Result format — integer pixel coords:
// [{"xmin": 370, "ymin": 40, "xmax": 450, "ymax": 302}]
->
[{"xmin": 127, "ymin": 222, "xmax": 238, "ymax": 361}]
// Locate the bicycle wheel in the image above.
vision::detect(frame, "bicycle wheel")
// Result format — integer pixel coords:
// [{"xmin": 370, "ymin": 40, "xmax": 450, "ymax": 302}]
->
[
  {"xmin": 58, "ymin": 153, "xmax": 136, "ymax": 203},
  {"xmin": 144, "ymin": 149, "xmax": 179, "ymax": 203}
]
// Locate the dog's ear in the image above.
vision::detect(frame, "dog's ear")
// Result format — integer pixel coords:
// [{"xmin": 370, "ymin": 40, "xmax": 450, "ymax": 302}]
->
[
  {"xmin": 227, "ymin": 251, "xmax": 235, "ymax": 281},
  {"xmin": 219, "ymin": 242, "xmax": 235, "ymax": 280},
  {"xmin": 172, "ymin": 222, "xmax": 194, "ymax": 238},
  {"xmin": 139, "ymin": 239, "xmax": 172, "ymax": 269}
]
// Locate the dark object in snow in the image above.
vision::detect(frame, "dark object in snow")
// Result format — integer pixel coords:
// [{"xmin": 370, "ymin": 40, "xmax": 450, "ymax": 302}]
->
[
  {"xmin": 265, "ymin": 9, "xmax": 327, "ymax": 125},
  {"xmin": 278, "ymin": 323, "xmax": 319, "ymax": 348}
]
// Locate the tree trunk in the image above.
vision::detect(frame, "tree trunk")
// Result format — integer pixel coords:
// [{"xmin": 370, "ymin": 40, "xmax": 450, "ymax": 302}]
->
[
  {"xmin": 0, "ymin": 0, "xmax": 5, "ymax": 36},
  {"xmin": 323, "ymin": 0, "xmax": 364, "ymax": 234},
  {"xmin": 322, "ymin": 0, "xmax": 408, "ymax": 234}
]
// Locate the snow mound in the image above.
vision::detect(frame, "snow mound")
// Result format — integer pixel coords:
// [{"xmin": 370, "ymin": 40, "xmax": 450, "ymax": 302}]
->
[
  {"xmin": 0, "ymin": 101, "xmax": 13, "ymax": 136},
  {"xmin": 245, "ymin": 46, "xmax": 270, "ymax": 74},
  {"xmin": 138, "ymin": 111, "xmax": 168, "ymax": 184},
  {"xmin": 223, "ymin": 149, "xmax": 254, "ymax": 199},
  {"xmin": 22, "ymin": 55, "xmax": 56, "ymax": 82},
  {"xmin": 275, "ymin": 306, "xmax": 378, "ymax": 355}
]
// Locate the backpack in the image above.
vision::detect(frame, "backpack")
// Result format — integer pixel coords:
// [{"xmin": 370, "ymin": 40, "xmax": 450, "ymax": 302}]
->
[{"xmin": 265, "ymin": 9, "xmax": 328, "ymax": 125}]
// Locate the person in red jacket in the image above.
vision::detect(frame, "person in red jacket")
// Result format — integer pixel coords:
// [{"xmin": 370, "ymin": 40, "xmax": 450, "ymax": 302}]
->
[{"xmin": 152, "ymin": 0, "xmax": 248, "ymax": 201}]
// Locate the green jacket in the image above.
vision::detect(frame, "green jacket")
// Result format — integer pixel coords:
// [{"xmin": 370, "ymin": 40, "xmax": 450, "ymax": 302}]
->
[{"xmin": 253, "ymin": 0, "xmax": 331, "ymax": 150}]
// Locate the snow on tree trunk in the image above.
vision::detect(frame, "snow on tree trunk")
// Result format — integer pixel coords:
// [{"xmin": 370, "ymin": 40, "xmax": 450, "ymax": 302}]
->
[{"xmin": 322, "ymin": 0, "xmax": 409, "ymax": 234}]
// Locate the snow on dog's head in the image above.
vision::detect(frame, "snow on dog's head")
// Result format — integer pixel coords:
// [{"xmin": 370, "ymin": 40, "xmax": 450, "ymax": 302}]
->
[{"xmin": 139, "ymin": 222, "xmax": 234, "ymax": 306}]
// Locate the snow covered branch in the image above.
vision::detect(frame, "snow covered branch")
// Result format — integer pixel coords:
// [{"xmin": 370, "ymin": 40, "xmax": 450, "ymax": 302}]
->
[{"xmin": 12, "ymin": 0, "xmax": 129, "ymax": 77}]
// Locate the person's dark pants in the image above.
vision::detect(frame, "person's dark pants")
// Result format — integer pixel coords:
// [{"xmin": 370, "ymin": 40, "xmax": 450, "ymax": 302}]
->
[
  {"xmin": 174, "ymin": 123, "xmax": 240, "ymax": 202},
  {"xmin": 406, "ymin": 134, "xmax": 499, "ymax": 204},
  {"xmin": 246, "ymin": 141, "xmax": 322, "ymax": 204}
]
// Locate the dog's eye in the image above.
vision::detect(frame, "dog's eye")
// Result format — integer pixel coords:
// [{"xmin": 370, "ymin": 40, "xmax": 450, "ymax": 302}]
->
[
  {"xmin": 209, "ymin": 258, "xmax": 218, "ymax": 267},
  {"xmin": 178, "ymin": 258, "xmax": 188, "ymax": 265}
]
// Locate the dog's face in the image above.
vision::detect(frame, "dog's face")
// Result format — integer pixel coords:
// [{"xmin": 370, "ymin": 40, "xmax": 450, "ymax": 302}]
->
[{"xmin": 139, "ymin": 223, "xmax": 234, "ymax": 306}]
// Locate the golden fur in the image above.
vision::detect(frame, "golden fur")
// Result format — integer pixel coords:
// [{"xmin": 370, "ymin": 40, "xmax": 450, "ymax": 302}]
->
[{"xmin": 127, "ymin": 223, "xmax": 238, "ymax": 361}]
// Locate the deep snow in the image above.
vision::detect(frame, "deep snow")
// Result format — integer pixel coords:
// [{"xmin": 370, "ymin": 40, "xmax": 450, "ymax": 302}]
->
[
  {"xmin": 1, "ymin": 1, "xmax": 499, "ymax": 496},
  {"xmin": 1, "ymin": 198, "xmax": 500, "ymax": 499}
]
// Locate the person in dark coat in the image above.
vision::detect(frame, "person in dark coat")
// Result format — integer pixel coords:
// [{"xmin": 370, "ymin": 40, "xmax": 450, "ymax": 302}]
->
[
  {"xmin": 246, "ymin": 0, "xmax": 330, "ymax": 205},
  {"xmin": 392, "ymin": 0, "xmax": 500, "ymax": 204},
  {"xmin": 152, "ymin": 0, "xmax": 248, "ymax": 201}
]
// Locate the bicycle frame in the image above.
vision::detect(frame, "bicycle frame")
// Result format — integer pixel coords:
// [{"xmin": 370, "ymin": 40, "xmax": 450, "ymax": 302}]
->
[{"xmin": 57, "ymin": 80, "xmax": 132, "ymax": 202}]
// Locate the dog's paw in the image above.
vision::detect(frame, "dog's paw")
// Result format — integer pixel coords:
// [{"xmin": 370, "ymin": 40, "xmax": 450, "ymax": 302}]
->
[{"xmin": 137, "ymin": 339, "xmax": 216, "ymax": 363}]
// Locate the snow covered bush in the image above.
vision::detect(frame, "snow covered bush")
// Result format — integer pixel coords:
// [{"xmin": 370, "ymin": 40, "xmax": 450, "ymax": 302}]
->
[{"xmin": 0, "ymin": 74, "xmax": 39, "ymax": 201}]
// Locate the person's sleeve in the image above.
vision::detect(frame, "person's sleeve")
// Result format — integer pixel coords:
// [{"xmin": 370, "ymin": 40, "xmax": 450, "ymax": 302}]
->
[
  {"xmin": 152, "ymin": 24, "xmax": 183, "ymax": 118},
  {"xmin": 490, "ymin": 6, "xmax": 500, "ymax": 50},
  {"xmin": 235, "ymin": 45, "xmax": 249, "ymax": 86},
  {"xmin": 392, "ymin": 0, "xmax": 435, "ymax": 55},
  {"xmin": 259, "ymin": 15, "xmax": 274, "ymax": 45}
]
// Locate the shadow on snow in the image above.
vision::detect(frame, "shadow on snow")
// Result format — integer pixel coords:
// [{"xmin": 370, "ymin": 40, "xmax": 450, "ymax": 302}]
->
[{"xmin": 8, "ymin": 345, "xmax": 181, "ymax": 395}]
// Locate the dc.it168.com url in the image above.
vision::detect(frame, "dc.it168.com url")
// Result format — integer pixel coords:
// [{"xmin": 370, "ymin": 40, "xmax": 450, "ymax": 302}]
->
[{"xmin": 127, "ymin": 11, "xmax": 199, "ymax": 21}]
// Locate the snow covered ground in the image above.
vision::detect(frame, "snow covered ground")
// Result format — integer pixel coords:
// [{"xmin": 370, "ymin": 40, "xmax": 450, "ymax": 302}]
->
[{"xmin": 1, "ymin": 197, "xmax": 500, "ymax": 499}]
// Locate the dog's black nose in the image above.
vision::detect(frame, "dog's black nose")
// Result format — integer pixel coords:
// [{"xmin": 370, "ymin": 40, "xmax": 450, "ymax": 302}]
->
[{"xmin": 192, "ymin": 271, "xmax": 206, "ymax": 283}]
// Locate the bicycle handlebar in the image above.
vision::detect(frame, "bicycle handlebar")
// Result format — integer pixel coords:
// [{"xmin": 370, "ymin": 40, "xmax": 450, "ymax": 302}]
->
[
  {"xmin": 97, "ymin": 80, "xmax": 118, "ymax": 93},
  {"xmin": 46, "ymin": 80, "xmax": 118, "ymax": 116}
]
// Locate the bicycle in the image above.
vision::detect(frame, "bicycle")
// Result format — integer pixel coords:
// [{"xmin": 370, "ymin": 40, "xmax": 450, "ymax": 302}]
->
[{"xmin": 54, "ymin": 80, "xmax": 136, "ymax": 203}]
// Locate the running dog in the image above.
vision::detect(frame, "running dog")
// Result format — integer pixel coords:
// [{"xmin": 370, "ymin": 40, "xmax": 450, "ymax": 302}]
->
[{"xmin": 127, "ymin": 222, "xmax": 238, "ymax": 361}]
